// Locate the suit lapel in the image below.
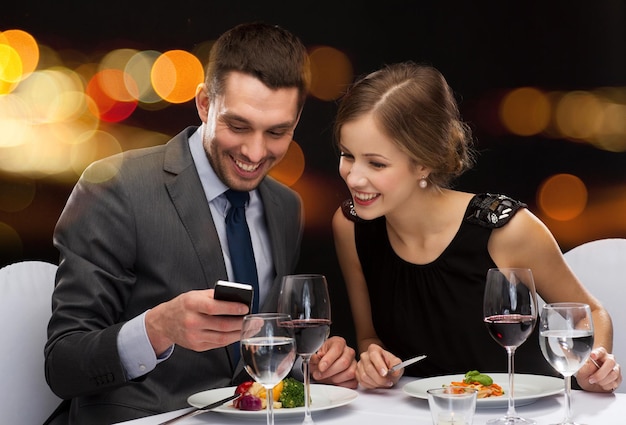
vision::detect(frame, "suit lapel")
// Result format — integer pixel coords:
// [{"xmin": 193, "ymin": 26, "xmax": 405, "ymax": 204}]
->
[
  {"xmin": 159, "ymin": 130, "xmax": 293, "ymax": 314},
  {"xmin": 163, "ymin": 128, "xmax": 228, "ymax": 287}
]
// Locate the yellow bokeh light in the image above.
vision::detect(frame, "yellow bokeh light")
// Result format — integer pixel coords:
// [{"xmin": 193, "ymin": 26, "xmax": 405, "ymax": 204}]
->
[
  {"xmin": 49, "ymin": 106, "xmax": 100, "ymax": 146},
  {"xmin": 0, "ymin": 94, "xmax": 31, "ymax": 148},
  {"xmin": 99, "ymin": 49, "xmax": 142, "ymax": 104},
  {"xmin": 554, "ymin": 91, "xmax": 603, "ymax": 141},
  {"xmin": 14, "ymin": 69, "xmax": 60, "ymax": 123},
  {"xmin": 590, "ymin": 102, "xmax": 626, "ymax": 152},
  {"xmin": 499, "ymin": 87, "xmax": 551, "ymax": 136},
  {"xmin": 268, "ymin": 141, "xmax": 305, "ymax": 186},
  {"xmin": 126, "ymin": 50, "xmax": 163, "ymax": 103},
  {"xmin": 587, "ymin": 90, "xmax": 626, "ymax": 152},
  {"xmin": 308, "ymin": 46, "xmax": 353, "ymax": 101},
  {"xmin": 100, "ymin": 48, "xmax": 138, "ymax": 73},
  {"xmin": 0, "ymin": 44, "xmax": 23, "ymax": 84},
  {"xmin": 537, "ymin": 173, "xmax": 588, "ymax": 221},
  {"xmin": 49, "ymin": 90, "xmax": 90, "ymax": 123},
  {"xmin": 14, "ymin": 68, "xmax": 87, "ymax": 124},
  {"xmin": 601, "ymin": 103, "xmax": 626, "ymax": 136},
  {"xmin": 0, "ymin": 29, "xmax": 39, "ymax": 77},
  {"xmin": 0, "ymin": 77, "xmax": 18, "ymax": 94},
  {"xmin": 0, "ymin": 29, "xmax": 40, "ymax": 95},
  {"xmin": 151, "ymin": 50, "xmax": 204, "ymax": 104},
  {"xmin": 70, "ymin": 130, "xmax": 123, "ymax": 176},
  {"xmin": 0, "ymin": 126, "xmax": 72, "ymax": 176}
]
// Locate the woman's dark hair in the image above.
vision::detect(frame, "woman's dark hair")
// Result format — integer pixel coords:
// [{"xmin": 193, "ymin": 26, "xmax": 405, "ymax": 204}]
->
[{"xmin": 205, "ymin": 22, "xmax": 311, "ymax": 112}]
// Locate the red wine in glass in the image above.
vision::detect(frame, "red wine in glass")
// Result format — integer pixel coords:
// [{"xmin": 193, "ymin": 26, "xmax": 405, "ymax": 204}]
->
[
  {"xmin": 288, "ymin": 318, "xmax": 331, "ymax": 356},
  {"xmin": 484, "ymin": 314, "xmax": 536, "ymax": 348},
  {"xmin": 483, "ymin": 268, "xmax": 538, "ymax": 425},
  {"xmin": 278, "ymin": 274, "xmax": 331, "ymax": 425}
]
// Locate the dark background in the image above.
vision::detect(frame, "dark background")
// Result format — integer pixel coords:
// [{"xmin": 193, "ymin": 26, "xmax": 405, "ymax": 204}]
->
[{"xmin": 1, "ymin": 1, "xmax": 625, "ymax": 347}]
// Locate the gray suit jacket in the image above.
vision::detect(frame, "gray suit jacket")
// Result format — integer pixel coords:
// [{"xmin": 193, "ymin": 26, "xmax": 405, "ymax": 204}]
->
[{"xmin": 45, "ymin": 127, "xmax": 303, "ymax": 424}]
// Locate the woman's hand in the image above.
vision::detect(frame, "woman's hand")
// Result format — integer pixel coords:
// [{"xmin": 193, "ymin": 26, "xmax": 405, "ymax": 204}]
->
[
  {"xmin": 355, "ymin": 344, "xmax": 402, "ymax": 389},
  {"xmin": 576, "ymin": 347, "xmax": 622, "ymax": 392}
]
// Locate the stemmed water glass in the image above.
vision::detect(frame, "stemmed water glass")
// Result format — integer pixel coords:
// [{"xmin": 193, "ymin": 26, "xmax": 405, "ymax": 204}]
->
[
  {"xmin": 240, "ymin": 313, "xmax": 297, "ymax": 425},
  {"xmin": 483, "ymin": 268, "xmax": 538, "ymax": 425},
  {"xmin": 539, "ymin": 303, "xmax": 594, "ymax": 425},
  {"xmin": 278, "ymin": 274, "xmax": 332, "ymax": 425}
]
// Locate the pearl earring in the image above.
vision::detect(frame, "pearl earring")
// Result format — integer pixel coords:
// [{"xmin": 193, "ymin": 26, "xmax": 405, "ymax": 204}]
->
[{"xmin": 419, "ymin": 177, "xmax": 428, "ymax": 189}]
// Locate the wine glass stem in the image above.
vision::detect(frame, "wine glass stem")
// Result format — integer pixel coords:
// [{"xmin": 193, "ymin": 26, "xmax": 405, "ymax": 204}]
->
[
  {"xmin": 506, "ymin": 347, "xmax": 517, "ymax": 418},
  {"xmin": 302, "ymin": 355, "xmax": 314, "ymax": 424},
  {"xmin": 267, "ymin": 387, "xmax": 275, "ymax": 425},
  {"xmin": 563, "ymin": 375, "xmax": 573, "ymax": 422}
]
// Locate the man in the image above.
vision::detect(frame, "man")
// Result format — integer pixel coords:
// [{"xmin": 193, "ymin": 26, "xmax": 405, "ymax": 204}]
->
[{"xmin": 45, "ymin": 22, "xmax": 357, "ymax": 425}]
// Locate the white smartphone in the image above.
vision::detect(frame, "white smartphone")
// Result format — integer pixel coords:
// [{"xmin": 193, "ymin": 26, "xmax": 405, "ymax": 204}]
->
[{"xmin": 213, "ymin": 280, "xmax": 254, "ymax": 313}]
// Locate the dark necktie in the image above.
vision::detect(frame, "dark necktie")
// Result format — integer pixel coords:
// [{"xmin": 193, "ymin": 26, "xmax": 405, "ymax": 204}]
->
[{"xmin": 224, "ymin": 189, "xmax": 260, "ymax": 314}]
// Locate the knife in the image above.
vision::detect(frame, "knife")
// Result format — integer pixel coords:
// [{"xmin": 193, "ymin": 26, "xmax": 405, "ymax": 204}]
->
[
  {"xmin": 158, "ymin": 393, "xmax": 239, "ymax": 425},
  {"xmin": 388, "ymin": 354, "xmax": 427, "ymax": 373}
]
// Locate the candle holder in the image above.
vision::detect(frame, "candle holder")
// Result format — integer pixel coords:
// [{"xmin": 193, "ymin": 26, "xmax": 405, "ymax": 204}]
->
[{"xmin": 427, "ymin": 386, "xmax": 477, "ymax": 425}]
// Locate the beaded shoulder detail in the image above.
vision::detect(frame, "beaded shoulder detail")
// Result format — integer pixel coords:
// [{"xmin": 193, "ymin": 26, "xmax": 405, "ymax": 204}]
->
[
  {"xmin": 340, "ymin": 198, "xmax": 367, "ymax": 223},
  {"xmin": 465, "ymin": 193, "xmax": 527, "ymax": 228}
]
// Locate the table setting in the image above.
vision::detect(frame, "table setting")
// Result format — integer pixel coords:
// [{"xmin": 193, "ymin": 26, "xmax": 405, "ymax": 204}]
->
[
  {"xmin": 115, "ymin": 271, "xmax": 624, "ymax": 425},
  {"xmin": 115, "ymin": 374, "xmax": 624, "ymax": 424}
]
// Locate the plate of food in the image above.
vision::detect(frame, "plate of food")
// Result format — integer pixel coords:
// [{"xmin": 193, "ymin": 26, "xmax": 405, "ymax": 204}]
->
[
  {"xmin": 188, "ymin": 381, "xmax": 358, "ymax": 418},
  {"xmin": 403, "ymin": 372, "xmax": 563, "ymax": 408}
]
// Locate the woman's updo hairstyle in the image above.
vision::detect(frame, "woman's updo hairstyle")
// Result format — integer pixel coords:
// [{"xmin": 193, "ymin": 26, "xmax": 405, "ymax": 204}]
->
[{"xmin": 334, "ymin": 62, "xmax": 475, "ymax": 188}]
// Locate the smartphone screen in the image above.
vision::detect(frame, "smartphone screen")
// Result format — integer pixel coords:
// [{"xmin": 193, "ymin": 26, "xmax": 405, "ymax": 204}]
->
[{"xmin": 214, "ymin": 280, "xmax": 254, "ymax": 313}]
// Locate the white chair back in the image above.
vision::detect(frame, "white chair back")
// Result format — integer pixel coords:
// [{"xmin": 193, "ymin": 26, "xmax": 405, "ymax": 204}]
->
[
  {"xmin": 0, "ymin": 260, "xmax": 63, "ymax": 424},
  {"xmin": 563, "ymin": 238, "xmax": 626, "ymax": 393}
]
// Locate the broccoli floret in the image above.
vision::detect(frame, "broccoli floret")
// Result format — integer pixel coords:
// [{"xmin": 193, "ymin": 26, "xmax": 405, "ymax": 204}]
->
[{"xmin": 279, "ymin": 377, "xmax": 306, "ymax": 408}]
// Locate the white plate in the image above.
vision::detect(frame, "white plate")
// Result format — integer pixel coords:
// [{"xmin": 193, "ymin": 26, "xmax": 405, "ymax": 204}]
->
[
  {"xmin": 188, "ymin": 384, "xmax": 358, "ymax": 418},
  {"xmin": 403, "ymin": 373, "xmax": 563, "ymax": 408}
]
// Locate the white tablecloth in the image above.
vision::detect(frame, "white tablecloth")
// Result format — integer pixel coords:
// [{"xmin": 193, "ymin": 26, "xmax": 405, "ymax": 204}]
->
[{"xmin": 115, "ymin": 377, "xmax": 624, "ymax": 424}]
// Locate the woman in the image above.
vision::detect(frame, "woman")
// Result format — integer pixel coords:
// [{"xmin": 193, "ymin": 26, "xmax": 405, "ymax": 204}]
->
[{"xmin": 331, "ymin": 62, "xmax": 621, "ymax": 392}]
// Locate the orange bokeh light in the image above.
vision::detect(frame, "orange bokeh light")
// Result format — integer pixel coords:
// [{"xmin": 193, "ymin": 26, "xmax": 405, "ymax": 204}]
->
[
  {"xmin": 151, "ymin": 50, "xmax": 204, "ymax": 104},
  {"xmin": 537, "ymin": 173, "xmax": 588, "ymax": 221},
  {"xmin": 269, "ymin": 141, "xmax": 305, "ymax": 186},
  {"xmin": 499, "ymin": 87, "xmax": 551, "ymax": 136},
  {"xmin": 0, "ymin": 29, "xmax": 39, "ymax": 92},
  {"xmin": 309, "ymin": 46, "xmax": 353, "ymax": 101}
]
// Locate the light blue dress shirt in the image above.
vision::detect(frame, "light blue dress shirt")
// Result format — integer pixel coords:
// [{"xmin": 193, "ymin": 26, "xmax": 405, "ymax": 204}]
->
[{"xmin": 118, "ymin": 125, "xmax": 273, "ymax": 379}]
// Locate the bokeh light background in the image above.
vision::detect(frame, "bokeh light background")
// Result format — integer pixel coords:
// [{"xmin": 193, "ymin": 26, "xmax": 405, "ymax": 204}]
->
[{"xmin": 1, "ymin": 2, "xmax": 625, "ymax": 343}]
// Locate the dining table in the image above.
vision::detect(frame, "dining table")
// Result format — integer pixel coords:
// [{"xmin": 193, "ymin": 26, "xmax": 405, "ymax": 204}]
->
[{"xmin": 115, "ymin": 376, "xmax": 624, "ymax": 425}]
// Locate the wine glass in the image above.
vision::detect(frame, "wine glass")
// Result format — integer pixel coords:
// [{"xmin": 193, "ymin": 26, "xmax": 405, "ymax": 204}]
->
[
  {"xmin": 277, "ymin": 274, "xmax": 331, "ymax": 425},
  {"xmin": 539, "ymin": 303, "xmax": 594, "ymax": 425},
  {"xmin": 240, "ymin": 313, "xmax": 297, "ymax": 425},
  {"xmin": 483, "ymin": 268, "xmax": 538, "ymax": 425}
]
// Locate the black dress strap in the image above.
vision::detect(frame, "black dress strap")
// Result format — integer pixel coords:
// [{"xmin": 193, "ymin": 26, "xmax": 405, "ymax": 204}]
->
[
  {"xmin": 465, "ymin": 193, "xmax": 527, "ymax": 228},
  {"xmin": 342, "ymin": 194, "xmax": 525, "ymax": 228}
]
